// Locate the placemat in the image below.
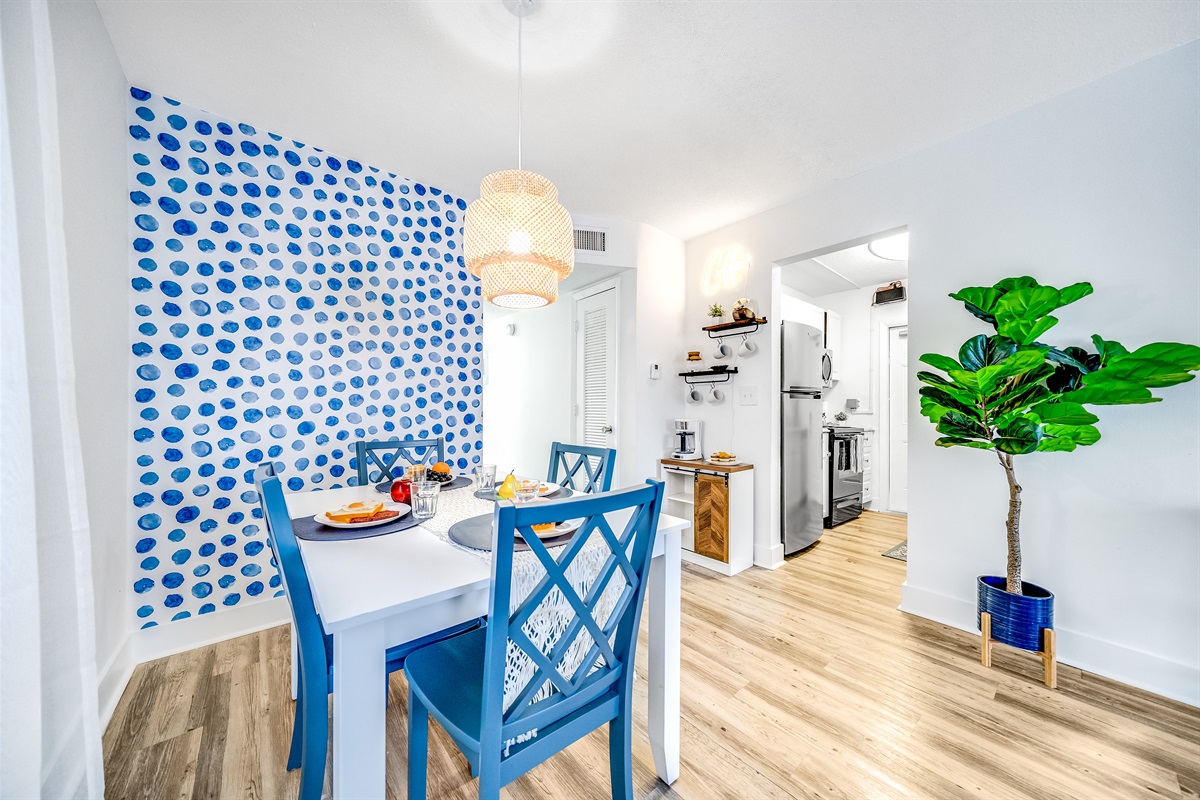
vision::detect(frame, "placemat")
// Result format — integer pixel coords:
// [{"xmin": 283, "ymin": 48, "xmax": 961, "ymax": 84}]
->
[
  {"xmin": 291, "ymin": 511, "xmax": 422, "ymax": 542},
  {"xmin": 472, "ymin": 485, "xmax": 575, "ymax": 503},
  {"xmin": 374, "ymin": 475, "xmax": 472, "ymax": 494},
  {"xmin": 447, "ymin": 513, "xmax": 575, "ymax": 552}
]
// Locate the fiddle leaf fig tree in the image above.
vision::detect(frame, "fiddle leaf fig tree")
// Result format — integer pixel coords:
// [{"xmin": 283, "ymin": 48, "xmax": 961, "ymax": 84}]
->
[{"xmin": 919, "ymin": 277, "xmax": 1200, "ymax": 595}]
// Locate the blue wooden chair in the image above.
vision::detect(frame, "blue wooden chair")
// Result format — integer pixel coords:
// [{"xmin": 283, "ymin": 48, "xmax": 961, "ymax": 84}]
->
[
  {"xmin": 354, "ymin": 437, "xmax": 445, "ymax": 485},
  {"xmin": 405, "ymin": 479, "xmax": 665, "ymax": 800},
  {"xmin": 547, "ymin": 442, "xmax": 617, "ymax": 494},
  {"xmin": 253, "ymin": 463, "xmax": 477, "ymax": 800}
]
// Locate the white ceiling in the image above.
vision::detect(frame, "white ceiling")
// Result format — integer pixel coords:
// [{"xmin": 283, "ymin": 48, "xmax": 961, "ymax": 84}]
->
[
  {"xmin": 95, "ymin": 1, "xmax": 1199, "ymax": 240},
  {"xmin": 783, "ymin": 243, "xmax": 907, "ymax": 298}
]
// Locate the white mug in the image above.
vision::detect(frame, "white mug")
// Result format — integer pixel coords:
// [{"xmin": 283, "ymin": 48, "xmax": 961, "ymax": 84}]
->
[
  {"xmin": 738, "ymin": 338, "xmax": 758, "ymax": 357},
  {"xmin": 713, "ymin": 342, "xmax": 732, "ymax": 360},
  {"xmin": 707, "ymin": 387, "xmax": 725, "ymax": 403},
  {"xmin": 687, "ymin": 387, "xmax": 703, "ymax": 403}
]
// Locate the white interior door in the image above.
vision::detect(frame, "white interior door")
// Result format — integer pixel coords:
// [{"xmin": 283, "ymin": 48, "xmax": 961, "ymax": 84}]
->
[
  {"xmin": 575, "ymin": 288, "xmax": 617, "ymax": 450},
  {"xmin": 888, "ymin": 326, "xmax": 909, "ymax": 513}
]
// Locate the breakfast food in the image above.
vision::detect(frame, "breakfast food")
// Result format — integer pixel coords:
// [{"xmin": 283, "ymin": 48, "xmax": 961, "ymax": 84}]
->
[
  {"xmin": 326, "ymin": 501, "xmax": 384, "ymax": 523},
  {"xmin": 710, "ymin": 451, "xmax": 737, "ymax": 464},
  {"xmin": 531, "ymin": 521, "xmax": 556, "ymax": 534},
  {"xmin": 426, "ymin": 470, "xmax": 454, "ymax": 484},
  {"xmin": 431, "ymin": 461, "xmax": 452, "ymax": 474},
  {"xmin": 343, "ymin": 509, "xmax": 400, "ymax": 524}
]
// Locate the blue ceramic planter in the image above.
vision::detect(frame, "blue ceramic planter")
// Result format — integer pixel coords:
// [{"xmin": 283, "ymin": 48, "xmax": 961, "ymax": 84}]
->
[{"xmin": 977, "ymin": 576, "xmax": 1054, "ymax": 652}]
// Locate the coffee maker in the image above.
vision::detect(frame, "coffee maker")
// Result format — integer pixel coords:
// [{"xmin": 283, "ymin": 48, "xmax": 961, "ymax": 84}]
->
[{"xmin": 672, "ymin": 419, "xmax": 702, "ymax": 461}]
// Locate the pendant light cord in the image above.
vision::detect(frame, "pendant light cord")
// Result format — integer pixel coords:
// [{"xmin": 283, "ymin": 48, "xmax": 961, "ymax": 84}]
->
[{"xmin": 517, "ymin": 7, "xmax": 523, "ymax": 170}]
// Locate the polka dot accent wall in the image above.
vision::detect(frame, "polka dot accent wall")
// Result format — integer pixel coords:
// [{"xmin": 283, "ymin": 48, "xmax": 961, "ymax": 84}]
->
[{"xmin": 127, "ymin": 86, "xmax": 484, "ymax": 628}]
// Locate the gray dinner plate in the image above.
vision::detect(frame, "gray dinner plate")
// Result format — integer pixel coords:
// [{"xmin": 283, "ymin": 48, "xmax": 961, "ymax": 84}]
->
[
  {"xmin": 447, "ymin": 514, "xmax": 579, "ymax": 552},
  {"xmin": 375, "ymin": 475, "xmax": 472, "ymax": 494},
  {"xmin": 472, "ymin": 485, "xmax": 574, "ymax": 503}
]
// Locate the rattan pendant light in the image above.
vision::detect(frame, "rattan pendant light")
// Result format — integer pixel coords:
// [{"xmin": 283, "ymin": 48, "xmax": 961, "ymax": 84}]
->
[{"xmin": 463, "ymin": 1, "xmax": 573, "ymax": 308}]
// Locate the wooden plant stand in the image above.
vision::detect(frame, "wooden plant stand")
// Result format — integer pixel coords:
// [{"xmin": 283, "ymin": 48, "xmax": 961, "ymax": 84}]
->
[{"xmin": 980, "ymin": 611, "xmax": 1057, "ymax": 688}]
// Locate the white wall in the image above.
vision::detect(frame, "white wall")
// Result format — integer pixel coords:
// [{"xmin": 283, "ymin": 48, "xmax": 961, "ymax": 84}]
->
[
  {"xmin": 685, "ymin": 41, "xmax": 1200, "ymax": 704},
  {"xmin": 481, "ymin": 298, "xmax": 575, "ymax": 480},
  {"xmin": 47, "ymin": 0, "xmax": 133, "ymax": 725},
  {"xmin": 481, "ymin": 219, "xmax": 686, "ymax": 490}
]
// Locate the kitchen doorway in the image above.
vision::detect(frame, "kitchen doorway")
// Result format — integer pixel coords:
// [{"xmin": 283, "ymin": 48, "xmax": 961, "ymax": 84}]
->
[{"xmin": 887, "ymin": 325, "xmax": 909, "ymax": 513}]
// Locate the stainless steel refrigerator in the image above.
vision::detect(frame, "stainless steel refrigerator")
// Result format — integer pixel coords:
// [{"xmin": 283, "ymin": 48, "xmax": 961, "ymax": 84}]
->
[{"xmin": 781, "ymin": 321, "xmax": 825, "ymax": 554}]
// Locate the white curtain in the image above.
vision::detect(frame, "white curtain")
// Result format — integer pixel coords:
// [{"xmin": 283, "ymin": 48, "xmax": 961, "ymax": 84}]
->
[{"xmin": 1, "ymin": 1, "xmax": 105, "ymax": 796}]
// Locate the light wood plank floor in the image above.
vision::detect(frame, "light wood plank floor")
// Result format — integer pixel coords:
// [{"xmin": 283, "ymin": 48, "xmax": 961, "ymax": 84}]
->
[{"xmin": 103, "ymin": 511, "xmax": 1200, "ymax": 799}]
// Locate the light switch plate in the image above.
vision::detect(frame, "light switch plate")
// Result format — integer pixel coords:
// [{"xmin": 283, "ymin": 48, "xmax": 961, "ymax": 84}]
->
[
  {"xmin": 650, "ymin": 363, "xmax": 660, "ymax": 380},
  {"xmin": 738, "ymin": 385, "xmax": 759, "ymax": 406}
]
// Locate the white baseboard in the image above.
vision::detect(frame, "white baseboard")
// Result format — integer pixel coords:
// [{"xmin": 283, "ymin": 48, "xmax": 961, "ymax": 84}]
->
[
  {"xmin": 755, "ymin": 542, "xmax": 785, "ymax": 569},
  {"xmin": 132, "ymin": 595, "xmax": 289, "ymax": 665},
  {"xmin": 98, "ymin": 632, "xmax": 134, "ymax": 730},
  {"xmin": 900, "ymin": 581, "xmax": 1200, "ymax": 707}
]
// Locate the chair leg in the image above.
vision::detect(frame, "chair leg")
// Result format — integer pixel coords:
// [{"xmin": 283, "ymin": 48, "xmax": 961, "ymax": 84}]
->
[
  {"xmin": 297, "ymin": 677, "xmax": 328, "ymax": 800},
  {"xmin": 286, "ymin": 688, "xmax": 303, "ymax": 771},
  {"xmin": 408, "ymin": 690, "xmax": 429, "ymax": 800},
  {"xmin": 609, "ymin": 703, "xmax": 634, "ymax": 800}
]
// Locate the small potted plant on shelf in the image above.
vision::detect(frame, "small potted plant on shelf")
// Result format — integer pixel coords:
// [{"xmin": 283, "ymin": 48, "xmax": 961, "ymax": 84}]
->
[
  {"xmin": 918, "ymin": 276, "xmax": 1199, "ymax": 686},
  {"xmin": 707, "ymin": 303, "xmax": 725, "ymax": 324}
]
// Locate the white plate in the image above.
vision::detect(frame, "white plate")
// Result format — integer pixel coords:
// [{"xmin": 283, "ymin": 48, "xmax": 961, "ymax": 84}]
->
[
  {"xmin": 708, "ymin": 459, "xmax": 741, "ymax": 466},
  {"xmin": 315, "ymin": 502, "xmax": 411, "ymax": 529},
  {"xmin": 533, "ymin": 518, "xmax": 584, "ymax": 539}
]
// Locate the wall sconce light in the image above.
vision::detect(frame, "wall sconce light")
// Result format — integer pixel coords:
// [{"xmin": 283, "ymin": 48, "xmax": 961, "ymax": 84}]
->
[{"xmin": 701, "ymin": 245, "xmax": 751, "ymax": 296}]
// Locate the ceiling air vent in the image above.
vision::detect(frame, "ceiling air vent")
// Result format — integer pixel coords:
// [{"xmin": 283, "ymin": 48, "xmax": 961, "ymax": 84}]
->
[{"xmin": 574, "ymin": 228, "xmax": 607, "ymax": 254}]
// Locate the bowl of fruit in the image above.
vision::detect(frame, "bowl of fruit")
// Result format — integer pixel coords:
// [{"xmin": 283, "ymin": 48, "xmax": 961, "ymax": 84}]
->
[{"xmin": 425, "ymin": 462, "xmax": 455, "ymax": 484}]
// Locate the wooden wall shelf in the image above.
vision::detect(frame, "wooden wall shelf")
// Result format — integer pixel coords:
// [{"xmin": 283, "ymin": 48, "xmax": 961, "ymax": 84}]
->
[{"xmin": 703, "ymin": 317, "xmax": 768, "ymax": 339}]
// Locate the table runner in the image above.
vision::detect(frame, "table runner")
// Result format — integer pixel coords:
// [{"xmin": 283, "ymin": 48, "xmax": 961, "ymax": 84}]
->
[{"xmin": 419, "ymin": 486, "xmax": 623, "ymax": 711}]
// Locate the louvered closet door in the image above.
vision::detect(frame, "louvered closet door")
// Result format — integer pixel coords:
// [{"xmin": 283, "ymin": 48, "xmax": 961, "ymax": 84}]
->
[{"xmin": 574, "ymin": 287, "xmax": 616, "ymax": 451}]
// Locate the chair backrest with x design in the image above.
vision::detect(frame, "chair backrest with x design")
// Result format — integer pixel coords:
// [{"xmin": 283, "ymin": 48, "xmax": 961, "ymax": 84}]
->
[
  {"xmin": 546, "ymin": 442, "xmax": 616, "ymax": 494},
  {"xmin": 354, "ymin": 437, "xmax": 445, "ymax": 484},
  {"xmin": 478, "ymin": 479, "xmax": 663, "ymax": 779}
]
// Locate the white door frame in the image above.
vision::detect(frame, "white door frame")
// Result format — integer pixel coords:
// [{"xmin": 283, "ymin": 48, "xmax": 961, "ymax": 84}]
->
[
  {"xmin": 571, "ymin": 276, "xmax": 622, "ymax": 480},
  {"xmin": 875, "ymin": 319, "xmax": 908, "ymax": 514}
]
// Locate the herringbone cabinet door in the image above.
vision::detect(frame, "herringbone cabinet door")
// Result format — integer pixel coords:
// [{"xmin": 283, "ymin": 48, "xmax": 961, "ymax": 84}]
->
[{"xmin": 693, "ymin": 473, "xmax": 729, "ymax": 562}]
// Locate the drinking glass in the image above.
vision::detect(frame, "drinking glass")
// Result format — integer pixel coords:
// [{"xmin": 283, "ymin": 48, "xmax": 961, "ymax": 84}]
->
[
  {"xmin": 412, "ymin": 481, "xmax": 440, "ymax": 520},
  {"xmin": 406, "ymin": 464, "xmax": 427, "ymax": 484},
  {"xmin": 514, "ymin": 479, "xmax": 540, "ymax": 505},
  {"xmin": 475, "ymin": 463, "xmax": 497, "ymax": 493}
]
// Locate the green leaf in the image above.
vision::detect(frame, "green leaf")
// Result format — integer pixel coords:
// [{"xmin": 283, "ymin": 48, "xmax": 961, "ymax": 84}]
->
[
  {"xmin": 920, "ymin": 396, "xmax": 954, "ymax": 424},
  {"xmin": 1043, "ymin": 346, "xmax": 1090, "ymax": 373},
  {"xmin": 1085, "ymin": 358, "xmax": 1198, "ymax": 390},
  {"xmin": 919, "ymin": 386, "xmax": 980, "ymax": 418},
  {"xmin": 958, "ymin": 335, "xmax": 1019, "ymax": 371},
  {"xmin": 917, "ymin": 370, "xmax": 952, "ymax": 387},
  {"xmin": 1037, "ymin": 424, "xmax": 1102, "ymax": 452},
  {"xmin": 993, "ymin": 276, "xmax": 1040, "ymax": 293},
  {"xmin": 998, "ymin": 313, "xmax": 1060, "ymax": 346},
  {"xmin": 1058, "ymin": 282, "xmax": 1094, "ymax": 307},
  {"xmin": 947, "ymin": 369, "xmax": 981, "ymax": 391},
  {"xmin": 1061, "ymin": 381, "xmax": 1161, "ymax": 405},
  {"xmin": 993, "ymin": 417, "xmax": 1043, "ymax": 455},
  {"xmin": 937, "ymin": 411, "xmax": 989, "ymax": 439},
  {"xmin": 963, "ymin": 302, "xmax": 998, "ymax": 327},
  {"xmin": 1091, "ymin": 334, "xmax": 1129, "ymax": 366},
  {"xmin": 987, "ymin": 382, "xmax": 1052, "ymax": 423},
  {"xmin": 919, "ymin": 353, "xmax": 962, "ymax": 373},
  {"xmin": 975, "ymin": 349, "xmax": 1048, "ymax": 395},
  {"xmin": 935, "ymin": 437, "xmax": 995, "ymax": 450},
  {"xmin": 1029, "ymin": 401, "xmax": 1100, "ymax": 425},
  {"xmin": 949, "ymin": 287, "xmax": 1002, "ymax": 314},
  {"xmin": 1124, "ymin": 342, "xmax": 1200, "ymax": 371},
  {"xmin": 994, "ymin": 286, "xmax": 1062, "ymax": 343}
]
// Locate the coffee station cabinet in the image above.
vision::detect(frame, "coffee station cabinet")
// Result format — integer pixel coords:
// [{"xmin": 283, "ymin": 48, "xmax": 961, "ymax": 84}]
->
[{"xmin": 658, "ymin": 459, "xmax": 754, "ymax": 576}]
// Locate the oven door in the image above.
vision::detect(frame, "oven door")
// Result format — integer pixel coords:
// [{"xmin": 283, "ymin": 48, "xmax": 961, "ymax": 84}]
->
[{"xmin": 831, "ymin": 434, "xmax": 863, "ymax": 499}]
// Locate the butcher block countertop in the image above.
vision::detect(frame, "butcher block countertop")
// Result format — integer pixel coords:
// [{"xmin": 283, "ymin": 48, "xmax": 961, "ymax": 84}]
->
[{"xmin": 659, "ymin": 458, "xmax": 754, "ymax": 473}]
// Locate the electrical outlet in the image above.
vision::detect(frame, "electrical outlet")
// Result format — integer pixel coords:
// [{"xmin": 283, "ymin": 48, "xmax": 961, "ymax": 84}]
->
[{"xmin": 738, "ymin": 385, "xmax": 759, "ymax": 406}]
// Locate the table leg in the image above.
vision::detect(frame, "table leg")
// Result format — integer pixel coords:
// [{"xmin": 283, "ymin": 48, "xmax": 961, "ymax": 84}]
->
[
  {"xmin": 332, "ymin": 620, "xmax": 387, "ymax": 798},
  {"xmin": 290, "ymin": 622, "xmax": 298, "ymax": 701},
  {"xmin": 647, "ymin": 527, "xmax": 681, "ymax": 785}
]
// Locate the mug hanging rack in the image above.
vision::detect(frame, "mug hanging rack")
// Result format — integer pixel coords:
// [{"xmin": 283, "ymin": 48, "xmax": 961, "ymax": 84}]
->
[
  {"xmin": 703, "ymin": 317, "xmax": 767, "ymax": 340},
  {"xmin": 679, "ymin": 367, "xmax": 739, "ymax": 385}
]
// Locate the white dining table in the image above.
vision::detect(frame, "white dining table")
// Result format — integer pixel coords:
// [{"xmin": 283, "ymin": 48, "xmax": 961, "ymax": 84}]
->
[{"xmin": 284, "ymin": 483, "xmax": 685, "ymax": 798}]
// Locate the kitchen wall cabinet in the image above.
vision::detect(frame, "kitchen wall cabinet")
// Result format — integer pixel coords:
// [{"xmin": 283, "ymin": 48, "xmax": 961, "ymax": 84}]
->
[{"xmin": 659, "ymin": 459, "xmax": 754, "ymax": 576}]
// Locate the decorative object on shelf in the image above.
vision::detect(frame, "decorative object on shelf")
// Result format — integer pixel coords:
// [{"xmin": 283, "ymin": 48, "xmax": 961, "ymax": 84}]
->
[
  {"xmin": 706, "ymin": 302, "xmax": 726, "ymax": 322},
  {"xmin": 731, "ymin": 297, "xmax": 758, "ymax": 321},
  {"xmin": 709, "ymin": 451, "xmax": 737, "ymax": 464},
  {"xmin": 919, "ymin": 275, "xmax": 1200, "ymax": 688},
  {"xmin": 463, "ymin": 0, "xmax": 573, "ymax": 309},
  {"xmin": 872, "ymin": 280, "xmax": 906, "ymax": 305},
  {"xmin": 686, "ymin": 350, "xmax": 702, "ymax": 362},
  {"xmin": 679, "ymin": 366, "xmax": 739, "ymax": 385},
  {"xmin": 834, "ymin": 411, "xmax": 848, "ymax": 422}
]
